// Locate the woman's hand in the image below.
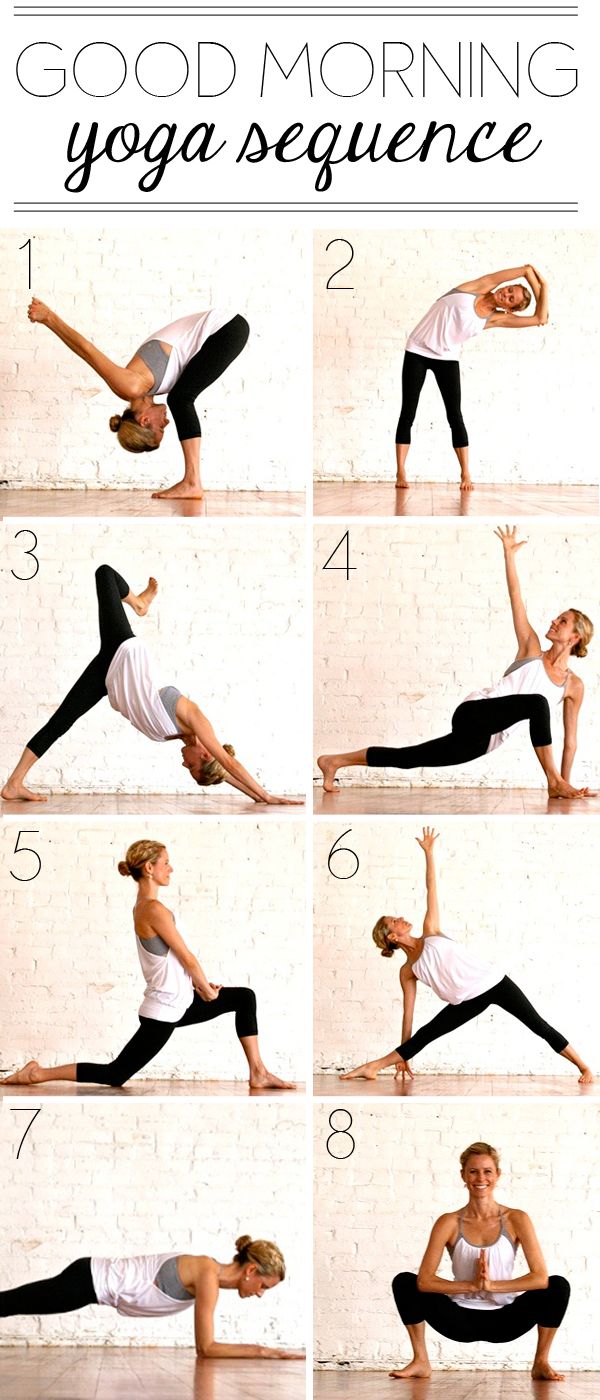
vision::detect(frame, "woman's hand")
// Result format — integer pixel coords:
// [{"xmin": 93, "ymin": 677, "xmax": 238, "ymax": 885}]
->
[
  {"xmin": 475, "ymin": 1250, "xmax": 493, "ymax": 1292},
  {"xmin": 28, "ymin": 297, "xmax": 51, "ymax": 325},
  {"xmin": 394, "ymin": 1057, "xmax": 414, "ymax": 1080},
  {"xmin": 262, "ymin": 794, "xmax": 304, "ymax": 806},
  {"xmin": 494, "ymin": 524, "xmax": 527, "ymax": 556},
  {"xmin": 415, "ymin": 826, "xmax": 439, "ymax": 854},
  {"xmin": 262, "ymin": 1348, "xmax": 306, "ymax": 1360},
  {"xmin": 195, "ymin": 982, "xmax": 222, "ymax": 1003}
]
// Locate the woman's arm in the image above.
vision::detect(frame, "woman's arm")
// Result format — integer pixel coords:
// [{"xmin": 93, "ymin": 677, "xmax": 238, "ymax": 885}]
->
[
  {"xmin": 456, "ymin": 266, "xmax": 528, "ymax": 296},
  {"xmin": 481, "ymin": 1211, "xmax": 549, "ymax": 1293},
  {"xmin": 486, "ymin": 265, "xmax": 549, "ymax": 329},
  {"xmin": 177, "ymin": 697, "xmax": 299, "ymax": 805},
  {"xmin": 194, "ymin": 1274, "xmax": 302, "ymax": 1359},
  {"xmin": 415, "ymin": 827, "xmax": 441, "ymax": 936},
  {"xmin": 417, "ymin": 1216, "xmax": 479, "ymax": 1296},
  {"xmin": 28, "ymin": 297, "xmax": 147, "ymax": 399},
  {"xmin": 561, "ymin": 677, "xmax": 584, "ymax": 782},
  {"xmin": 399, "ymin": 963, "xmax": 417, "ymax": 1044},
  {"xmin": 494, "ymin": 526, "xmax": 540, "ymax": 656},
  {"xmin": 142, "ymin": 903, "xmax": 219, "ymax": 1000}
]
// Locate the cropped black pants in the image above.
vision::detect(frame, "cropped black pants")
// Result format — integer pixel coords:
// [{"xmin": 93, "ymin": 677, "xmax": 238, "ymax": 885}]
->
[
  {"xmin": 396, "ymin": 976, "xmax": 568, "ymax": 1061},
  {"xmin": 367, "ymin": 695, "xmax": 552, "ymax": 771},
  {"xmin": 395, "ymin": 351, "xmax": 468, "ymax": 449},
  {"xmin": 0, "ymin": 1258, "xmax": 97, "ymax": 1316},
  {"xmin": 392, "ymin": 1271, "xmax": 570, "ymax": 1341},
  {"xmin": 167, "ymin": 314, "xmax": 250, "ymax": 441}
]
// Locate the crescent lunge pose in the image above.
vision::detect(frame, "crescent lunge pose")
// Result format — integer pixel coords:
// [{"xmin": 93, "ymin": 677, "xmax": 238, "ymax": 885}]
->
[
  {"xmin": 318, "ymin": 527, "xmax": 593, "ymax": 801},
  {"xmin": 341, "ymin": 829, "xmax": 592, "ymax": 1086},
  {"xmin": 390, "ymin": 1142, "xmax": 569, "ymax": 1382},
  {"xmin": 27, "ymin": 297, "xmax": 250, "ymax": 499},
  {"xmin": 2, "ymin": 564, "xmax": 298, "ymax": 806},
  {"xmin": 0, "ymin": 1235, "xmax": 304, "ymax": 1360},
  {"xmin": 3, "ymin": 840, "xmax": 294, "ymax": 1091},
  {"xmin": 395, "ymin": 264, "xmax": 548, "ymax": 491}
]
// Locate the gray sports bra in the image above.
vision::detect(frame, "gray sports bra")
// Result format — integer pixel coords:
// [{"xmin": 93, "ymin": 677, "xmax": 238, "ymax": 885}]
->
[
  {"xmin": 155, "ymin": 1255, "xmax": 194, "ymax": 1301},
  {"xmin": 136, "ymin": 340, "xmax": 170, "ymax": 394}
]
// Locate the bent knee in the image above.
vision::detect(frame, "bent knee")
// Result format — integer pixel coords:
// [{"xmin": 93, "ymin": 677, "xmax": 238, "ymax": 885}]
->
[
  {"xmin": 391, "ymin": 1271, "xmax": 416, "ymax": 1300},
  {"xmin": 548, "ymin": 1274, "xmax": 570, "ymax": 1302}
]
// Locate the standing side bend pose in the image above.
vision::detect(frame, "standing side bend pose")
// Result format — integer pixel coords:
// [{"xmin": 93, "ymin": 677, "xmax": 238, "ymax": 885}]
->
[
  {"xmin": 395, "ymin": 264, "xmax": 548, "ymax": 491},
  {"xmin": 2, "ymin": 564, "xmax": 299, "ymax": 806},
  {"xmin": 27, "ymin": 297, "xmax": 250, "ymax": 499},
  {"xmin": 318, "ymin": 525, "xmax": 593, "ymax": 801},
  {"xmin": 341, "ymin": 829, "xmax": 592, "ymax": 1085},
  {"xmin": 0, "ymin": 1234, "xmax": 304, "ymax": 1360},
  {"xmin": 3, "ymin": 840, "xmax": 294, "ymax": 1091},
  {"xmin": 390, "ymin": 1141, "xmax": 570, "ymax": 1381}
]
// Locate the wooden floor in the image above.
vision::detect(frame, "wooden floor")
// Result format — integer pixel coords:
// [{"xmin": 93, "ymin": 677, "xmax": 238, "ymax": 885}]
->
[
  {"xmin": 313, "ymin": 786, "xmax": 600, "ymax": 816},
  {"xmin": 313, "ymin": 481, "xmax": 599, "ymax": 518},
  {"xmin": 314, "ymin": 1370, "xmax": 596, "ymax": 1399},
  {"xmin": 313, "ymin": 1074, "xmax": 598, "ymax": 1098},
  {"xmin": 0, "ymin": 1078, "xmax": 305, "ymax": 1099},
  {"xmin": 2, "ymin": 793, "xmax": 305, "ymax": 816},
  {"xmin": 0, "ymin": 488, "xmax": 305, "ymax": 519},
  {"xmin": 0, "ymin": 1349, "xmax": 305, "ymax": 1399}
]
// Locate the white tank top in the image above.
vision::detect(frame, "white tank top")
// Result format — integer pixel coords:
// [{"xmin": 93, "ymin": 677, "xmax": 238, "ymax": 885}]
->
[
  {"xmin": 405, "ymin": 290, "xmax": 489, "ymax": 361},
  {"xmin": 136, "ymin": 917, "xmax": 194, "ymax": 1022},
  {"xmin": 142, "ymin": 309, "xmax": 234, "ymax": 393},
  {"xmin": 449, "ymin": 1214, "xmax": 522, "ymax": 1310},
  {"xmin": 91, "ymin": 1253, "xmax": 195, "ymax": 1317},
  {"xmin": 105, "ymin": 637, "xmax": 180, "ymax": 743},
  {"xmin": 465, "ymin": 654, "xmax": 567, "ymax": 753},
  {"xmin": 411, "ymin": 934, "xmax": 500, "ymax": 1006}
]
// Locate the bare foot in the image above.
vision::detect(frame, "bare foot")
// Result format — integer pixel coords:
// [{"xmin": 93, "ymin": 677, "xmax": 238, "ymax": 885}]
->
[
  {"xmin": 395, "ymin": 477, "xmax": 409, "ymax": 490},
  {"xmin": 460, "ymin": 476, "xmax": 474, "ymax": 492},
  {"xmin": 531, "ymin": 1361, "xmax": 565, "ymax": 1381},
  {"xmin": 389, "ymin": 1361, "xmax": 432, "ymax": 1379},
  {"xmin": 2, "ymin": 1060, "xmax": 42, "ymax": 1086},
  {"xmin": 249, "ymin": 1068, "xmax": 296, "ymax": 1091},
  {"xmin": 340, "ymin": 1064, "xmax": 378, "ymax": 1081},
  {"xmin": 547, "ymin": 778, "xmax": 591, "ymax": 800},
  {"xmin": 1, "ymin": 781, "xmax": 48, "ymax": 803},
  {"xmin": 317, "ymin": 755, "xmax": 339, "ymax": 793},
  {"xmin": 151, "ymin": 481, "xmax": 204, "ymax": 500},
  {"xmin": 127, "ymin": 577, "xmax": 158, "ymax": 617},
  {"xmin": 578, "ymin": 1067, "xmax": 594, "ymax": 1084}
]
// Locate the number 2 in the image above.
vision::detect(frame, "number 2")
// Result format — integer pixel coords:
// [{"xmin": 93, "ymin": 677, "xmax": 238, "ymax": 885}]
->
[{"xmin": 326, "ymin": 238, "xmax": 354, "ymax": 291}]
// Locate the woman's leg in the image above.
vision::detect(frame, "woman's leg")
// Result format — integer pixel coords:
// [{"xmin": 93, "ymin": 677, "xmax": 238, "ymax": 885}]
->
[
  {"xmin": 365, "ymin": 695, "xmax": 552, "ymax": 770},
  {"xmin": 491, "ymin": 976, "xmax": 592, "ymax": 1081},
  {"xmin": 0, "ymin": 1258, "xmax": 96, "ymax": 1316},
  {"xmin": 395, "ymin": 352, "xmax": 428, "ymax": 487},
  {"xmin": 341, "ymin": 989, "xmax": 496, "ymax": 1079},
  {"xmin": 431, "ymin": 360, "xmax": 472, "ymax": 490},
  {"xmin": 175, "ymin": 988, "xmax": 295, "ymax": 1090},
  {"xmin": 155, "ymin": 316, "xmax": 250, "ymax": 499},
  {"xmin": 391, "ymin": 1272, "xmax": 570, "ymax": 1355},
  {"xmin": 4, "ymin": 1018, "xmax": 174, "ymax": 1089}
]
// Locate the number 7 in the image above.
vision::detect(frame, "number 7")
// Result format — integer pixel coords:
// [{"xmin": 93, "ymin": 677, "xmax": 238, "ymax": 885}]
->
[{"xmin": 11, "ymin": 1107, "xmax": 42, "ymax": 1160}]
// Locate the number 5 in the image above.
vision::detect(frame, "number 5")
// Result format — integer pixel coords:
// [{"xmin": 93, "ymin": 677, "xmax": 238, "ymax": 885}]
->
[{"xmin": 10, "ymin": 830, "xmax": 42, "ymax": 882}]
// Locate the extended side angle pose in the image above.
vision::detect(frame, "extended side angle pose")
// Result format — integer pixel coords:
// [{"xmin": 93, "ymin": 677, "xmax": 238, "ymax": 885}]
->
[
  {"xmin": 0, "ymin": 1234, "xmax": 304, "ymax": 1360},
  {"xmin": 318, "ymin": 526, "xmax": 593, "ymax": 801},
  {"xmin": 3, "ymin": 840, "xmax": 294, "ymax": 1091},
  {"xmin": 27, "ymin": 297, "xmax": 250, "ymax": 499},
  {"xmin": 390, "ymin": 1141, "xmax": 570, "ymax": 1381},
  {"xmin": 2, "ymin": 564, "xmax": 298, "ymax": 806},
  {"xmin": 341, "ymin": 829, "xmax": 592, "ymax": 1086},
  {"xmin": 395, "ymin": 264, "xmax": 548, "ymax": 491}
]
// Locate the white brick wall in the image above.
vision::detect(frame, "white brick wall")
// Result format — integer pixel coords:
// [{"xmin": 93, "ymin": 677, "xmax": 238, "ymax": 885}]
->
[
  {"xmin": 314, "ymin": 1101, "xmax": 600, "ymax": 1369},
  {"xmin": 0, "ymin": 227, "xmax": 309, "ymax": 491},
  {"xmin": 313, "ymin": 820, "xmax": 600, "ymax": 1073},
  {"xmin": 313, "ymin": 228, "xmax": 599, "ymax": 484},
  {"xmin": 0, "ymin": 1100, "xmax": 307, "ymax": 1347},
  {"xmin": 1, "ymin": 817, "xmax": 306, "ymax": 1080},
  {"xmin": 314, "ymin": 521, "xmax": 599, "ymax": 788},
  {"xmin": 2, "ymin": 519, "xmax": 306, "ymax": 794}
]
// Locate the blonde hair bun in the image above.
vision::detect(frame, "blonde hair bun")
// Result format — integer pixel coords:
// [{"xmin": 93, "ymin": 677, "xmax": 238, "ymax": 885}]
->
[
  {"xmin": 117, "ymin": 859, "xmax": 132, "ymax": 878},
  {"xmin": 117, "ymin": 839, "xmax": 165, "ymax": 882},
  {"xmin": 109, "ymin": 414, "xmax": 122, "ymax": 433},
  {"xmin": 569, "ymin": 609, "xmax": 593, "ymax": 659},
  {"xmin": 235, "ymin": 1234, "xmax": 252, "ymax": 1253},
  {"xmin": 372, "ymin": 915, "xmax": 395, "ymax": 957}
]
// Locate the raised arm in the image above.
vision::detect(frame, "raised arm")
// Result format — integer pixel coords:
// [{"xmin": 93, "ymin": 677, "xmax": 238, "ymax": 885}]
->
[
  {"xmin": 494, "ymin": 526, "xmax": 540, "ymax": 657},
  {"xmin": 141, "ymin": 903, "xmax": 219, "ymax": 1001},
  {"xmin": 456, "ymin": 266, "xmax": 528, "ymax": 296},
  {"xmin": 561, "ymin": 676, "xmax": 584, "ymax": 782},
  {"xmin": 177, "ymin": 697, "xmax": 300, "ymax": 805},
  {"xmin": 486, "ymin": 264, "xmax": 549, "ymax": 329},
  {"xmin": 416, "ymin": 827, "xmax": 441, "ymax": 936},
  {"xmin": 28, "ymin": 297, "xmax": 147, "ymax": 399}
]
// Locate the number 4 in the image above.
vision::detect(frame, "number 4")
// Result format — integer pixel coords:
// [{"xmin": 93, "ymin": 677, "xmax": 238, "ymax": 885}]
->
[{"xmin": 322, "ymin": 531, "xmax": 355, "ymax": 581}]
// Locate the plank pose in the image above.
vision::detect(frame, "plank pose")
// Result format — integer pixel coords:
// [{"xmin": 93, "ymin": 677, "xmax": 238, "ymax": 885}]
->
[
  {"xmin": 3, "ymin": 840, "xmax": 295, "ymax": 1091},
  {"xmin": 0, "ymin": 1234, "xmax": 304, "ymax": 1361},
  {"xmin": 27, "ymin": 297, "xmax": 249, "ymax": 499},
  {"xmin": 2, "ymin": 565, "xmax": 299, "ymax": 806},
  {"xmin": 318, "ymin": 527, "xmax": 593, "ymax": 801},
  {"xmin": 390, "ymin": 1142, "xmax": 570, "ymax": 1382},
  {"xmin": 341, "ymin": 829, "xmax": 592, "ymax": 1086},
  {"xmin": 395, "ymin": 264, "xmax": 548, "ymax": 490}
]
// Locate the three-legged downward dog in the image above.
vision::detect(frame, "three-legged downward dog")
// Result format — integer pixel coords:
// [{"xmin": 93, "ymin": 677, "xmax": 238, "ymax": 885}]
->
[
  {"xmin": 2, "ymin": 563, "xmax": 298, "ymax": 805},
  {"xmin": 27, "ymin": 297, "xmax": 250, "ymax": 499},
  {"xmin": 3, "ymin": 840, "xmax": 295, "ymax": 1092},
  {"xmin": 0, "ymin": 1234, "xmax": 304, "ymax": 1361},
  {"xmin": 318, "ymin": 526, "xmax": 593, "ymax": 801},
  {"xmin": 390, "ymin": 1141, "xmax": 569, "ymax": 1381},
  {"xmin": 341, "ymin": 828, "xmax": 592, "ymax": 1086}
]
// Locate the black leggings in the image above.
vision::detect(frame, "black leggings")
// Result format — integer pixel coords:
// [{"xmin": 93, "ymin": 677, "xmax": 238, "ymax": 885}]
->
[
  {"xmin": 76, "ymin": 986, "xmax": 258, "ymax": 1087},
  {"xmin": 28, "ymin": 565, "xmax": 133, "ymax": 759},
  {"xmin": 392, "ymin": 1272, "xmax": 570, "ymax": 1341},
  {"xmin": 395, "ymin": 351, "xmax": 468, "ymax": 449},
  {"xmin": 396, "ymin": 975, "xmax": 568, "ymax": 1061},
  {"xmin": 0, "ymin": 1258, "xmax": 97, "ymax": 1316},
  {"xmin": 167, "ymin": 314, "xmax": 250, "ymax": 441},
  {"xmin": 367, "ymin": 695, "xmax": 552, "ymax": 771}
]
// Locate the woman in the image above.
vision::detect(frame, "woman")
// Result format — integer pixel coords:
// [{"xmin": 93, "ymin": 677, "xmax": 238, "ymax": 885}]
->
[
  {"xmin": 3, "ymin": 840, "xmax": 295, "ymax": 1091},
  {"xmin": 318, "ymin": 525, "xmax": 593, "ymax": 801},
  {"xmin": 27, "ymin": 297, "xmax": 249, "ymax": 499},
  {"xmin": 395, "ymin": 264, "xmax": 547, "ymax": 491},
  {"xmin": 1, "ymin": 564, "xmax": 298, "ymax": 806},
  {"xmin": 390, "ymin": 1142, "xmax": 570, "ymax": 1381},
  {"xmin": 341, "ymin": 829, "xmax": 592, "ymax": 1085},
  {"xmin": 0, "ymin": 1233, "xmax": 304, "ymax": 1360}
]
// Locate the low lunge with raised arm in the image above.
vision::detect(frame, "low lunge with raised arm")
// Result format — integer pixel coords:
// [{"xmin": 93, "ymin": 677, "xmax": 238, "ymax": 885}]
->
[
  {"xmin": 318, "ymin": 526, "xmax": 593, "ymax": 801},
  {"xmin": 341, "ymin": 828, "xmax": 592, "ymax": 1086}
]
